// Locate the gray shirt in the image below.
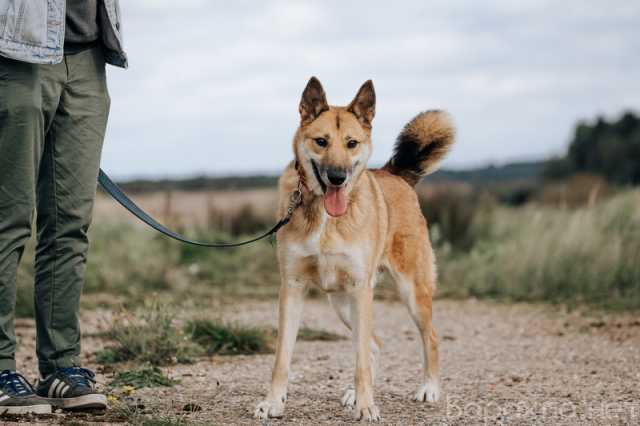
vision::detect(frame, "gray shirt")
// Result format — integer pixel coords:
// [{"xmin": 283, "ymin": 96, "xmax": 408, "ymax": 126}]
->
[{"xmin": 65, "ymin": 0, "xmax": 100, "ymax": 46}]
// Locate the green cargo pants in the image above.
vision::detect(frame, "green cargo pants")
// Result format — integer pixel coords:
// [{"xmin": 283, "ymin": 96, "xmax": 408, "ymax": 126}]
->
[{"xmin": 0, "ymin": 46, "xmax": 109, "ymax": 376}]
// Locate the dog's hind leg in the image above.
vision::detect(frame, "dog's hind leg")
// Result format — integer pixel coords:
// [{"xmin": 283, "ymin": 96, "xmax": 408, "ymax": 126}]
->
[
  {"xmin": 255, "ymin": 279, "xmax": 306, "ymax": 419},
  {"xmin": 329, "ymin": 293, "xmax": 381, "ymax": 410},
  {"xmin": 387, "ymin": 247, "xmax": 440, "ymax": 403}
]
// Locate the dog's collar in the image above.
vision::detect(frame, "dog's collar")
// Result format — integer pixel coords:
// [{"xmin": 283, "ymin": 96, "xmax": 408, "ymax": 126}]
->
[
  {"xmin": 278, "ymin": 161, "xmax": 304, "ymax": 220},
  {"xmin": 294, "ymin": 161, "xmax": 310, "ymax": 193}
]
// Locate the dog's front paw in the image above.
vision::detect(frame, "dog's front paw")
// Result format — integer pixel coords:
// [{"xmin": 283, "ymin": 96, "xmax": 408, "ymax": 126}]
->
[
  {"xmin": 341, "ymin": 387, "xmax": 356, "ymax": 409},
  {"xmin": 354, "ymin": 403, "xmax": 381, "ymax": 422},
  {"xmin": 254, "ymin": 399, "xmax": 285, "ymax": 419},
  {"xmin": 413, "ymin": 380, "xmax": 440, "ymax": 403}
]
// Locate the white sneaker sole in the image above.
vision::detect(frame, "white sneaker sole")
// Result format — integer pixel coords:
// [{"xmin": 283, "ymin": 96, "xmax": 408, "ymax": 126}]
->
[
  {"xmin": 0, "ymin": 403, "xmax": 52, "ymax": 415},
  {"xmin": 49, "ymin": 394, "xmax": 107, "ymax": 410}
]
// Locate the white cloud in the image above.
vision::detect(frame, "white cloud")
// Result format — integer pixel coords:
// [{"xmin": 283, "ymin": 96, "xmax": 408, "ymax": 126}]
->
[{"xmin": 101, "ymin": 1, "xmax": 640, "ymax": 178}]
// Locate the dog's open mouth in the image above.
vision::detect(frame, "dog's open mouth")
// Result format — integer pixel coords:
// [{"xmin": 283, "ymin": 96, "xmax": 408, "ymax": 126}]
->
[
  {"xmin": 311, "ymin": 161, "xmax": 348, "ymax": 217},
  {"xmin": 324, "ymin": 186, "xmax": 347, "ymax": 217}
]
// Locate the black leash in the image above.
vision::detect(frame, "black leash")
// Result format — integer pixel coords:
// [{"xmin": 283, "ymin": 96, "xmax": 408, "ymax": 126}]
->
[{"xmin": 97, "ymin": 169, "xmax": 301, "ymax": 248}]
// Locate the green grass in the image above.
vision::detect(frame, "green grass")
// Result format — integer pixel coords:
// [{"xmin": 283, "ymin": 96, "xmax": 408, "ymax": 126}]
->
[
  {"xmin": 96, "ymin": 301, "xmax": 201, "ymax": 366},
  {"xmin": 297, "ymin": 327, "xmax": 345, "ymax": 341},
  {"xmin": 110, "ymin": 366, "xmax": 178, "ymax": 389},
  {"xmin": 186, "ymin": 319, "xmax": 273, "ymax": 355}
]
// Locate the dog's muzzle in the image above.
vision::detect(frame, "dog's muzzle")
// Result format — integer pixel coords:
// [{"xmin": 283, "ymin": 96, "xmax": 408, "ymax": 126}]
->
[
  {"xmin": 326, "ymin": 167, "xmax": 347, "ymax": 186},
  {"xmin": 311, "ymin": 161, "xmax": 351, "ymax": 192}
]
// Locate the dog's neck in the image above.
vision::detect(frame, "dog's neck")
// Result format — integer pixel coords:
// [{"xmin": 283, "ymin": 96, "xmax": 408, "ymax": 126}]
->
[
  {"xmin": 294, "ymin": 161, "xmax": 308, "ymax": 192},
  {"xmin": 294, "ymin": 160, "xmax": 318, "ymax": 207}
]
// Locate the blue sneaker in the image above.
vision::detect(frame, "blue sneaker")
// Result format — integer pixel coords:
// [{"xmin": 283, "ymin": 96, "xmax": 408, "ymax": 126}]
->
[
  {"xmin": 0, "ymin": 370, "xmax": 51, "ymax": 415},
  {"xmin": 36, "ymin": 367, "xmax": 107, "ymax": 410}
]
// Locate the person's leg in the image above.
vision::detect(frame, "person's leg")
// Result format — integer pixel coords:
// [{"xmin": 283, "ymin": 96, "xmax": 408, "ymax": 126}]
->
[
  {"xmin": 0, "ymin": 56, "xmax": 44, "ymax": 373},
  {"xmin": 34, "ymin": 46, "xmax": 110, "ymax": 377}
]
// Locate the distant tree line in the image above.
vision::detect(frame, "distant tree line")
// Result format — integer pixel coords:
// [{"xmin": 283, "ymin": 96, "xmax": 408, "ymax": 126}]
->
[
  {"xmin": 116, "ymin": 174, "xmax": 279, "ymax": 193},
  {"xmin": 112, "ymin": 111, "xmax": 639, "ymax": 193},
  {"xmin": 544, "ymin": 111, "xmax": 640, "ymax": 185},
  {"xmin": 116, "ymin": 163, "xmax": 551, "ymax": 194}
]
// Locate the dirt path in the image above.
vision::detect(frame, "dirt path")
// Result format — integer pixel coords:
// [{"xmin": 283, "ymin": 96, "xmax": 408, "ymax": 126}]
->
[{"xmin": 8, "ymin": 299, "xmax": 640, "ymax": 425}]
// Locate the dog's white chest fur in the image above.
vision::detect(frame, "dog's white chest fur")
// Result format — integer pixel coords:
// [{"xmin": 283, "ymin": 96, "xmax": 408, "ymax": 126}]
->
[{"xmin": 285, "ymin": 216, "xmax": 368, "ymax": 292}]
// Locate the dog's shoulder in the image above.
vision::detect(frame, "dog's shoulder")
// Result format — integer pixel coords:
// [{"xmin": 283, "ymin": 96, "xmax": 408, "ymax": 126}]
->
[{"xmin": 370, "ymin": 169, "xmax": 419, "ymax": 205}]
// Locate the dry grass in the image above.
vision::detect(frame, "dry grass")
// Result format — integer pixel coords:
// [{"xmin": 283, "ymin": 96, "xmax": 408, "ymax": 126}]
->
[
  {"xmin": 536, "ymin": 173, "xmax": 612, "ymax": 207},
  {"xmin": 94, "ymin": 188, "xmax": 278, "ymax": 230},
  {"xmin": 438, "ymin": 190, "xmax": 640, "ymax": 309},
  {"xmin": 12, "ymin": 186, "xmax": 640, "ymax": 315}
]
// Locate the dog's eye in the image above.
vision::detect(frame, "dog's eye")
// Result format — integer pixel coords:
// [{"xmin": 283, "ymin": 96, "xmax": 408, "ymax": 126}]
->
[
  {"xmin": 315, "ymin": 138, "xmax": 328, "ymax": 148},
  {"xmin": 347, "ymin": 139, "xmax": 359, "ymax": 149}
]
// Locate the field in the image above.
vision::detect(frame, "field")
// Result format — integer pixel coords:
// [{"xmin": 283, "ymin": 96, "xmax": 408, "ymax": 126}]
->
[{"xmin": 6, "ymin": 183, "xmax": 640, "ymax": 425}]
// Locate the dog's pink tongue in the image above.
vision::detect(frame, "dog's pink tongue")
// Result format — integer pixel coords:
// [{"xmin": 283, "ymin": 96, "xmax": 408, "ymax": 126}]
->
[{"xmin": 324, "ymin": 186, "xmax": 347, "ymax": 217}]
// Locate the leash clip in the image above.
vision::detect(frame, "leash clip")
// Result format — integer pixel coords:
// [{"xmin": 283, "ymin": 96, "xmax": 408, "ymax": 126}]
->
[
  {"xmin": 285, "ymin": 179, "xmax": 304, "ymax": 218},
  {"xmin": 287, "ymin": 189, "xmax": 302, "ymax": 217}
]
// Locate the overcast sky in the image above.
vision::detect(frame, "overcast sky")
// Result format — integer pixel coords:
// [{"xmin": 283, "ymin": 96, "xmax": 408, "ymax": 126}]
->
[{"xmin": 101, "ymin": 0, "xmax": 640, "ymax": 179}]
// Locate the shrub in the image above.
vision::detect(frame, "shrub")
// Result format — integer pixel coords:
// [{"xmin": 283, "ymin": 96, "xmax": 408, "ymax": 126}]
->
[
  {"xmin": 206, "ymin": 203, "xmax": 273, "ymax": 237},
  {"xmin": 418, "ymin": 184, "xmax": 493, "ymax": 251},
  {"xmin": 97, "ymin": 301, "xmax": 201, "ymax": 366}
]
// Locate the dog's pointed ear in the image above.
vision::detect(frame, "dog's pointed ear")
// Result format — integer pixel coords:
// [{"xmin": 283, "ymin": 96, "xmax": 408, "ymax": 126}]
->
[
  {"xmin": 299, "ymin": 76, "xmax": 329, "ymax": 126},
  {"xmin": 347, "ymin": 80, "xmax": 376, "ymax": 128}
]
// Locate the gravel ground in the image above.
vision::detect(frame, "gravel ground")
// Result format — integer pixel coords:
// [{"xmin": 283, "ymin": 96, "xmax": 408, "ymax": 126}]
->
[{"xmin": 5, "ymin": 299, "xmax": 640, "ymax": 425}]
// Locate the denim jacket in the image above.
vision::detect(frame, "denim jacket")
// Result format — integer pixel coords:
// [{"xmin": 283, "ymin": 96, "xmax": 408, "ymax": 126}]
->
[{"xmin": 0, "ymin": 0, "xmax": 127, "ymax": 67}]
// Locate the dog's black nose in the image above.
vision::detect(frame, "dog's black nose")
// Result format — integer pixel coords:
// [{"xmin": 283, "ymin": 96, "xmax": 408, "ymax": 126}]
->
[{"xmin": 327, "ymin": 167, "xmax": 347, "ymax": 186}]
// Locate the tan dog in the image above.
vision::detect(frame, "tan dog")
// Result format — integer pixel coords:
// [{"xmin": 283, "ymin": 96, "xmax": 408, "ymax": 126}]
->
[{"xmin": 255, "ymin": 77, "xmax": 455, "ymax": 422}]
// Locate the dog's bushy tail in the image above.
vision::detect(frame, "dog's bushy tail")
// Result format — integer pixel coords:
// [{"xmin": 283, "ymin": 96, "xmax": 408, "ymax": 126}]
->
[{"xmin": 383, "ymin": 110, "xmax": 455, "ymax": 187}]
